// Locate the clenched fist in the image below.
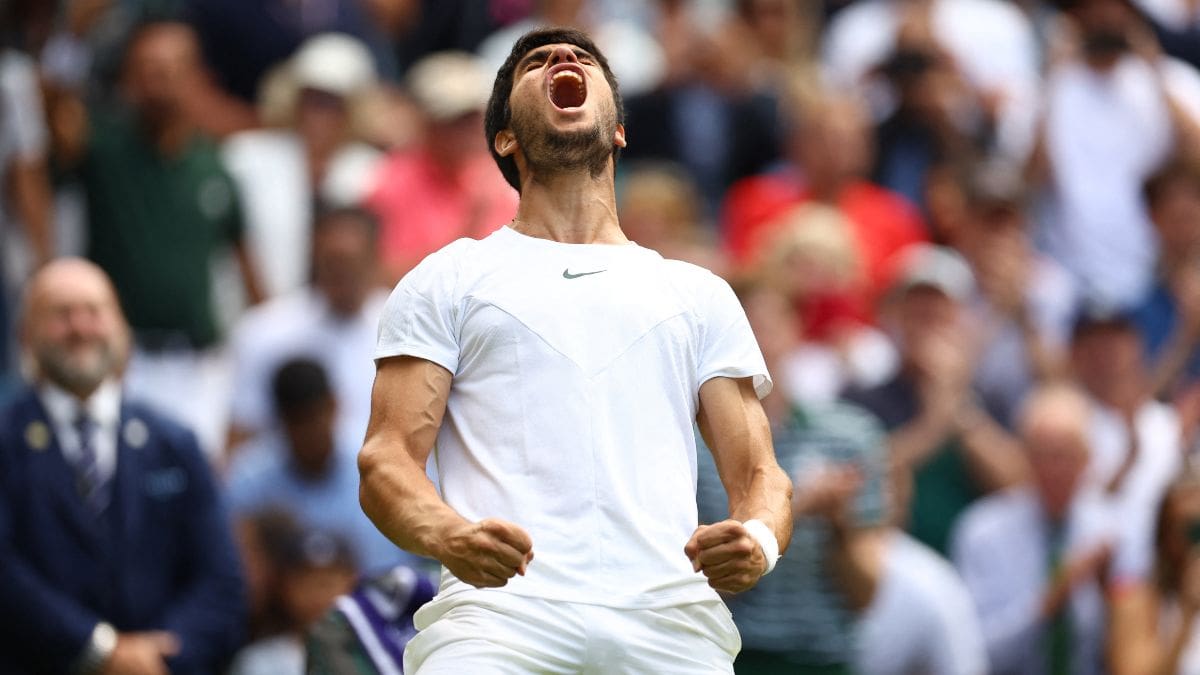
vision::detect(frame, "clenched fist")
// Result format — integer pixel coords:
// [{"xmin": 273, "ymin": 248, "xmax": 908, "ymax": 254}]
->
[
  {"xmin": 436, "ymin": 518, "xmax": 534, "ymax": 588},
  {"xmin": 684, "ymin": 520, "xmax": 767, "ymax": 594}
]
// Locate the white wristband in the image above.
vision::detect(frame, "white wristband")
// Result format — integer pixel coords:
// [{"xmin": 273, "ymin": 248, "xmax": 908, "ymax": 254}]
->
[{"xmin": 742, "ymin": 519, "xmax": 780, "ymax": 576}]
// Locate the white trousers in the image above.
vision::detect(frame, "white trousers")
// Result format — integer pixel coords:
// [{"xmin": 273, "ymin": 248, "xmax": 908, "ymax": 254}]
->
[{"xmin": 404, "ymin": 591, "xmax": 740, "ymax": 674}]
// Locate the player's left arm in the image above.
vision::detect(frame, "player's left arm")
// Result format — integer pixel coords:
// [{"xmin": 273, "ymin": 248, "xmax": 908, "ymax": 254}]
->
[{"xmin": 686, "ymin": 375, "xmax": 793, "ymax": 594}]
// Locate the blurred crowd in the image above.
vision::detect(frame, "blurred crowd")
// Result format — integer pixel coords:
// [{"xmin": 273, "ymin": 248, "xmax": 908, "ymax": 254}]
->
[{"xmin": 6, "ymin": 0, "xmax": 1200, "ymax": 673}]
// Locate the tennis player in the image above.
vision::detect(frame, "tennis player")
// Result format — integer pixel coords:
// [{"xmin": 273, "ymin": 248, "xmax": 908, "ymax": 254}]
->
[{"xmin": 358, "ymin": 27, "xmax": 793, "ymax": 673}]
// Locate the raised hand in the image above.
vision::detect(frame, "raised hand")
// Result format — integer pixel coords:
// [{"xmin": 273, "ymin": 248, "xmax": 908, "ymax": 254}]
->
[
  {"xmin": 684, "ymin": 520, "xmax": 767, "ymax": 594},
  {"xmin": 435, "ymin": 518, "xmax": 535, "ymax": 589}
]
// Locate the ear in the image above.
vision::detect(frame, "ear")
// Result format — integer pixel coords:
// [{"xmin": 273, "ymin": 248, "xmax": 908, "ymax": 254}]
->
[
  {"xmin": 494, "ymin": 129, "xmax": 518, "ymax": 158},
  {"xmin": 614, "ymin": 123, "xmax": 627, "ymax": 149}
]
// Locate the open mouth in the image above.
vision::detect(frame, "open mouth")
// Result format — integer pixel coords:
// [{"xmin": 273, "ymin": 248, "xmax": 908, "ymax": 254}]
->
[{"xmin": 548, "ymin": 67, "xmax": 586, "ymax": 110}]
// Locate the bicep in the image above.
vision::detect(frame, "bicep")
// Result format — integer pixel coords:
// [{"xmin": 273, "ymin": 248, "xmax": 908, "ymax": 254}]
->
[
  {"xmin": 696, "ymin": 376, "xmax": 774, "ymax": 491},
  {"xmin": 363, "ymin": 356, "xmax": 453, "ymax": 467}
]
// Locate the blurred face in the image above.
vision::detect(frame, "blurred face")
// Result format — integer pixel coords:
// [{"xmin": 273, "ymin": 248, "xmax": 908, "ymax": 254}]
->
[
  {"xmin": 23, "ymin": 261, "xmax": 129, "ymax": 397},
  {"xmin": 282, "ymin": 398, "xmax": 337, "ymax": 478},
  {"xmin": 122, "ymin": 24, "xmax": 202, "ymax": 126},
  {"xmin": 503, "ymin": 43, "xmax": 625, "ymax": 181},
  {"xmin": 792, "ymin": 100, "xmax": 871, "ymax": 190},
  {"xmin": 1151, "ymin": 180, "xmax": 1200, "ymax": 255},
  {"xmin": 1070, "ymin": 325, "xmax": 1144, "ymax": 403},
  {"xmin": 1026, "ymin": 421, "xmax": 1089, "ymax": 520},
  {"xmin": 313, "ymin": 216, "xmax": 376, "ymax": 316},
  {"xmin": 296, "ymin": 88, "xmax": 349, "ymax": 153},
  {"xmin": 427, "ymin": 112, "xmax": 486, "ymax": 168},
  {"xmin": 280, "ymin": 564, "xmax": 356, "ymax": 629},
  {"xmin": 894, "ymin": 286, "xmax": 961, "ymax": 356},
  {"xmin": 1074, "ymin": 0, "xmax": 1136, "ymax": 66}
]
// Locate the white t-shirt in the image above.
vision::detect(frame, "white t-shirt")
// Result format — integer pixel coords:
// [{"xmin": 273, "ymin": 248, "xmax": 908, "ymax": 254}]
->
[
  {"xmin": 856, "ymin": 532, "xmax": 987, "ymax": 675},
  {"xmin": 375, "ymin": 225, "xmax": 770, "ymax": 608}
]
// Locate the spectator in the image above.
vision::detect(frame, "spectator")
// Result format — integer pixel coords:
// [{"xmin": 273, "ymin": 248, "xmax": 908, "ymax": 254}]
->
[
  {"xmin": 721, "ymin": 89, "xmax": 927, "ymax": 305},
  {"xmin": 754, "ymin": 204, "xmax": 898, "ymax": 403},
  {"xmin": 222, "ymin": 33, "xmax": 384, "ymax": 298},
  {"xmin": 226, "ymin": 357, "xmax": 414, "ymax": 573},
  {"xmin": 365, "ymin": 50, "xmax": 518, "ymax": 283},
  {"xmin": 1109, "ymin": 470, "xmax": 1200, "ymax": 674},
  {"xmin": 64, "ymin": 20, "xmax": 265, "ymax": 460},
  {"xmin": 226, "ymin": 206, "xmax": 387, "ymax": 452},
  {"xmin": 845, "ymin": 244, "xmax": 1028, "ymax": 554},
  {"xmin": 697, "ymin": 281, "xmax": 889, "ymax": 674},
  {"xmin": 229, "ymin": 523, "xmax": 357, "ymax": 675},
  {"xmin": 1071, "ymin": 306, "xmax": 1183, "ymax": 580},
  {"xmin": 855, "ymin": 461, "xmax": 988, "ymax": 675},
  {"xmin": 955, "ymin": 160, "xmax": 1076, "ymax": 428},
  {"xmin": 616, "ymin": 162, "xmax": 728, "ymax": 275},
  {"xmin": 0, "ymin": 258, "xmax": 245, "ymax": 674},
  {"xmin": 305, "ymin": 565, "xmax": 438, "ymax": 674},
  {"xmin": 1132, "ymin": 158, "xmax": 1200, "ymax": 401},
  {"xmin": 822, "ymin": 0, "xmax": 1039, "ymax": 161},
  {"xmin": 0, "ymin": 0, "xmax": 56, "ymax": 391},
  {"xmin": 1032, "ymin": 0, "xmax": 1200, "ymax": 309},
  {"xmin": 951, "ymin": 383, "xmax": 1114, "ymax": 675}
]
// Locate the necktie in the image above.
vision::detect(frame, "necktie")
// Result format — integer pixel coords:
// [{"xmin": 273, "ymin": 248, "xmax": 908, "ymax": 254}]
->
[
  {"xmin": 1048, "ymin": 530, "xmax": 1071, "ymax": 675},
  {"xmin": 72, "ymin": 411, "xmax": 108, "ymax": 514}
]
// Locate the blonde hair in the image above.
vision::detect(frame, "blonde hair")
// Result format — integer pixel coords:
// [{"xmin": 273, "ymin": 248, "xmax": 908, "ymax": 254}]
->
[{"xmin": 754, "ymin": 203, "xmax": 861, "ymax": 293}]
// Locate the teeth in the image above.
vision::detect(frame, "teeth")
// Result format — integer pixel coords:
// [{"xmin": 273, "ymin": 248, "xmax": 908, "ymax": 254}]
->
[{"xmin": 553, "ymin": 71, "xmax": 583, "ymax": 85}]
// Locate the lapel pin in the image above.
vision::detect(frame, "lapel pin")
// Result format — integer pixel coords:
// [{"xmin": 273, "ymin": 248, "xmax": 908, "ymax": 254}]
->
[
  {"xmin": 123, "ymin": 418, "xmax": 149, "ymax": 449},
  {"xmin": 25, "ymin": 421, "xmax": 49, "ymax": 451}
]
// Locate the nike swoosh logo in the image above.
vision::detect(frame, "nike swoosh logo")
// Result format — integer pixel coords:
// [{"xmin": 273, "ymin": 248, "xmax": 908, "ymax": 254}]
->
[{"xmin": 563, "ymin": 268, "xmax": 606, "ymax": 279}]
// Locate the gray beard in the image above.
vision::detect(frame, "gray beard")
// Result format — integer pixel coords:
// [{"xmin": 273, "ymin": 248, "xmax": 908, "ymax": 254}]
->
[{"xmin": 36, "ymin": 343, "xmax": 118, "ymax": 394}]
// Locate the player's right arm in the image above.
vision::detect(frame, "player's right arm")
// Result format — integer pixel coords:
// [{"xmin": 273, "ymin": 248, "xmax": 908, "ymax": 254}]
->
[{"xmin": 358, "ymin": 355, "xmax": 534, "ymax": 588}]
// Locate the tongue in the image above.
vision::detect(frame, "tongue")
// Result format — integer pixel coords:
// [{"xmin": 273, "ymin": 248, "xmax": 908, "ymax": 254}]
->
[{"xmin": 550, "ymin": 78, "xmax": 585, "ymax": 109}]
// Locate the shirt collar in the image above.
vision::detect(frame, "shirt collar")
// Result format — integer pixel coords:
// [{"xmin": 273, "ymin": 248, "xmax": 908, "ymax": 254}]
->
[{"xmin": 39, "ymin": 379, "xmax": 122, "ymax": 429}]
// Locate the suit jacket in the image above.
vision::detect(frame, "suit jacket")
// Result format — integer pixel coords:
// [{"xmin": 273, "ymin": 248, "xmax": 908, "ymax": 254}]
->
[{"xmin": 0, "ymin": 386, "xmax": 246, "ymax": 674}]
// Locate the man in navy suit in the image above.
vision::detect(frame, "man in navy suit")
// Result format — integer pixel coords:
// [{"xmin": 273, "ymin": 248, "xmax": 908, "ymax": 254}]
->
[{"xmin": 0, "ymin": 259, "xmax": 246, "ymax": 674}]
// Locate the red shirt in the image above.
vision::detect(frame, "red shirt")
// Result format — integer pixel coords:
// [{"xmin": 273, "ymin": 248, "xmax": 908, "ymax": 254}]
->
[{"xmin": 721, "ymin": 171, "xmax": 928, "ymax": 306}]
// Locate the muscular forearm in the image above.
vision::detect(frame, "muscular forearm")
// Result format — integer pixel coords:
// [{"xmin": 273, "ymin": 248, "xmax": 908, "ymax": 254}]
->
[
  {"xmin": 358, "ymin": 441, "xmax": 467, "ymax": 559},
  {"xmin": 727, "ymin": 463, "xmax": 795, "ymax": 556}
]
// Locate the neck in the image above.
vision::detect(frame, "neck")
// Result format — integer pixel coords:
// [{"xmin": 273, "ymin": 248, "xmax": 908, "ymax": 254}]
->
[
  {"xmin": 511, "ymin": 169, "xmax": 626, "ymax": 244},
  {"xmin": 142, "ymin": 116, "xmax": 192, "ymax": 156}
]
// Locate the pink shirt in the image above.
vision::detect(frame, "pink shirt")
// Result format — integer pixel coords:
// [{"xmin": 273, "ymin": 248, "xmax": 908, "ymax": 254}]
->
[{"xmin": 367, "ymin": 148, "xmax": 518, "ymax": 277}]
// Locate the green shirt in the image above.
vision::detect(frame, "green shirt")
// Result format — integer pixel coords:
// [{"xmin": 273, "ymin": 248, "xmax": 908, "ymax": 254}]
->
[{"xmin": 83, "ymin": 108, "xmax": 244, "ymax": 348}]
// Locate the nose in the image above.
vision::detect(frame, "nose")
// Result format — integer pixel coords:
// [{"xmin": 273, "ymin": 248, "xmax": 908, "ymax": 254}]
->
[{"xmin": 547, "ymin": 44, "xmax": 579, "ymax": 67}]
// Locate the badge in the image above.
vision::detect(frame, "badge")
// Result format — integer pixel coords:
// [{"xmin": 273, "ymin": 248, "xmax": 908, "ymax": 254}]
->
[
  {"xmin": 25, "ymin": 421, "xmax": 49, "ymax": 451},
  {"xmin": 123, "ymin": 418, "xmax": 149, "ymax": 449}
]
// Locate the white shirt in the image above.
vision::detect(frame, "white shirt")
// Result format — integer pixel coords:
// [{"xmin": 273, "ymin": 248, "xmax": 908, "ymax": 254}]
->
[
  {"xmin": 376, "ymin": 226, "xmax": 770, "ymax": 608},
  {"xmin": 1039, "ymin": 55, "xmax": 1200, "ymax": 308},
  {"xmin": 821, "ymin": 0, "xmax": 1040, "ymax": 159},
  {"xmin": 229, "ymin": 287, "xmax": 387, "ymax": 449},
  {"xmin": 1086, "ymin": 400, "xmax": 1183, "ymax": 581},
  {"xmin": 950, "ymin": 486, "xmax": 1115, "ymax": 675},
  {"xmin": 221, "ymin": 130, "xmax": 382, "ymax": 298},
  {"xmin": 38, "ymin": 379, "xmax": 122, "ymax": 483},
  {"xmin": 856, "ymin": 531, "xmax": 987, "ymax": 675}
]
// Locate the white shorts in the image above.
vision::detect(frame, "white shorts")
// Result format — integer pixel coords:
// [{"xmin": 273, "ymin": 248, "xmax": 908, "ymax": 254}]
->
[{"xmin": 403, "ymin": 590, "xmax": 740, "ymax": 674}]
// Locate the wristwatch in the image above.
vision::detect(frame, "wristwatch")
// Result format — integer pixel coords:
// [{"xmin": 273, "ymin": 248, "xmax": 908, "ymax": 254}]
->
[{"xmin": 76, "ymin": 622, "xmax": 117, "ymax": 674}]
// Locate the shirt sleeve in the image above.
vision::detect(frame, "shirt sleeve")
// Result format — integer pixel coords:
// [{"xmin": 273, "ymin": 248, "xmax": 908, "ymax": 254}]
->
[
  {"xmin": 698, "ymin": 275, "xmax": 772, "ymax": 398},
  {"xmin": 374, "ymin": 243, "xmax": 466, "ymax": 373}
]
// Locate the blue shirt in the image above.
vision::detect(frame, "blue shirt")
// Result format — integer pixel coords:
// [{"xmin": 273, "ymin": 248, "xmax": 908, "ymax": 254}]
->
[{"xmin": 225, "ymin": 434, "xmax": 417, "ymax": 574}]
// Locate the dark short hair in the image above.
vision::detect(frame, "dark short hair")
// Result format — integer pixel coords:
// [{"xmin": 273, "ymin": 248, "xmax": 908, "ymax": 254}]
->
[
  {"xmin": 272, "ymin": 357, "xmax": 333, "ymax": 419},
  {"xmin": 314, "ymin": 205, "xmax": 379, "ymax": 245},
  {"xmin": 484, "ymin": 28, "xmax": 625, "ymax": 192}
]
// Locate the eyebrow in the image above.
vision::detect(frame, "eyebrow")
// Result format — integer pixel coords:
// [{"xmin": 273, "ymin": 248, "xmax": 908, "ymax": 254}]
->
[{"xmin": 515, "ymin": 45, "xmax": 595, "ymax": 71}]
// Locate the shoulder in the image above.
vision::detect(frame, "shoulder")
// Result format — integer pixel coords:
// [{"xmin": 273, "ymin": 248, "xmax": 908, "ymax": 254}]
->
[
  {"xmin": 0, "ymin": 387, "xmax": 41, "ymax": 448},
  {"xmin": 121, "ymin": 400, "xmax": 207, "ymax": 460},
  {"xmin": 952, "ymin": 487, "xmax": 1035, "ymax": 553}
]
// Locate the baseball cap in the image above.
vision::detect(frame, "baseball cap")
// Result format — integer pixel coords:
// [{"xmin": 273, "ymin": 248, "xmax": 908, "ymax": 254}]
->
[
  {"xmin": 406, "ymin": 51, "xmax": 490, "ymax": 122},
  {"xmin": 888, "ymin": 244, "xmax": 975, "ymax": 302},
  {"xmin": 292, "ymin": 33, "xmax": 377, "ymax": 98},
  {"xmin": 1070, "ymin": 302, "xmax": 1138, "ymax": 339}
]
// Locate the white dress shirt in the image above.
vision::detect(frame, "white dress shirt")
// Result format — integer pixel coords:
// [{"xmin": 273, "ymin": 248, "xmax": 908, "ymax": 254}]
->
[
  {"xmin": 950, "ymin": 486, "xmax": 1115, "ymax": 675},
  {"xmin": 38, "ymin": 379, "xmax": 122, "ymax": 483}
]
